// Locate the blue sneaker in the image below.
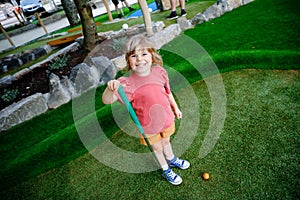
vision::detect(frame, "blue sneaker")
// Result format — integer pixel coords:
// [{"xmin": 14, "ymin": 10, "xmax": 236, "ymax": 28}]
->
[
  {"xmin": 169, "ymin": 157, "xmax": 190, "ymax": 169},
  {"xmin": 162, "ymin": 167, "xmax": 182, "ymax": 185}
]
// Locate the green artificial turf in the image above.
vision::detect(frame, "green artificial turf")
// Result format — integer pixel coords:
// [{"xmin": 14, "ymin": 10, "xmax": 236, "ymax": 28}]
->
[
  {"xmin": 0, "ymin": 0, "xmax": 299, "ymax": 198},
  {"xmin": 1, "ymin": 69, "xmax": 299, "ymax": 199}
]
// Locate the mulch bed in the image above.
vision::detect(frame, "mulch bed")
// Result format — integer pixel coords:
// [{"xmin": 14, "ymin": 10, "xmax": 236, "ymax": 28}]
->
[{"xmin": 0, "ymin": 49, "xmax": 88, "ymax": 110}]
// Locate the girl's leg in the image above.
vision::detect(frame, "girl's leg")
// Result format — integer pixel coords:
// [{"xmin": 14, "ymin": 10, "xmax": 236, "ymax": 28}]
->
[
  {"xmin": 162, "ymin": 136, "xmax": 190, "ymax": 169},
  {"xmin": 151, "ymin": 141, "xmax": 169, "ymax": 170},
  {"xmin": 161, "ymin": 137, "xmax": 175, "ymax": 160},
  {"xmin": 153, "ymin": 139, "xmax": 183, "ymax": 185}
]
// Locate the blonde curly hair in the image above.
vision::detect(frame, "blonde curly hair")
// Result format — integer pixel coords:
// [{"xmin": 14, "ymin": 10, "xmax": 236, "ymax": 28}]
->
[{"xmin": 125, "ymin": 35, "xmax": 163, "ymax": 70}]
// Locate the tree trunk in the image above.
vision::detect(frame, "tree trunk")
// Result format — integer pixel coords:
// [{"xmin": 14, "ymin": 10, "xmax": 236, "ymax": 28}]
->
[
  {"xmin": 138, "ymin": 0, "xmax": 153, "ymax": 36},
  {"xmin": 61, "ymin": 0, "xmax": 80, "ymax": 27},
  {"xmin": 73, "ymin": 0, "xmax": 97, "ymax": 51}
]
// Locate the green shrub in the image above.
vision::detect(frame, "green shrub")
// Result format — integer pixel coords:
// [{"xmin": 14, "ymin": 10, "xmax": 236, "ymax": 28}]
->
[
  {"xmin": 49, "ymin": 55, "xmax": 70, "ymax": 70},
  {"xmin": 1, "ymin": 89, "xmax": 18, "ymax": 102}
]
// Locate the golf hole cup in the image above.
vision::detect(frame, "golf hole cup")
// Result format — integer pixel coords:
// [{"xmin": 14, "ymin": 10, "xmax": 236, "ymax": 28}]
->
[{"xmin": 202, "ymin": 172, "xmax": 210, "ymax": 180}]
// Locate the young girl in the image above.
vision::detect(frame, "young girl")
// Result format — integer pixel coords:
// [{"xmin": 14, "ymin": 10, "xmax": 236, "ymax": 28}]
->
[{"xmin": 102, "ymin": 35, "xmax": 190, "ymax": 185}]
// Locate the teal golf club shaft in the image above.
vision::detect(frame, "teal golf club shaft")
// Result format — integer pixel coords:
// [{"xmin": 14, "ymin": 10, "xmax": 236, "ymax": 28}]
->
[{"xmin": 117, "ymin": 86, "xmax": 161, "ymax": 169}]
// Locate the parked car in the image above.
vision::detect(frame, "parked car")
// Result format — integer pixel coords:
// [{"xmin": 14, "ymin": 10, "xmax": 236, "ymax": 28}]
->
[{"xmin": 20, "ymin": 0, "xmax": 46, "ymax": 18}]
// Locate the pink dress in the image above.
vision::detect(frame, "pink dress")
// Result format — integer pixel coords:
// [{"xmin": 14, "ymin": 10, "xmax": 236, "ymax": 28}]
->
[{"xmin": 115, "ymin": 66, "xmax": 175, "ymax": 134}]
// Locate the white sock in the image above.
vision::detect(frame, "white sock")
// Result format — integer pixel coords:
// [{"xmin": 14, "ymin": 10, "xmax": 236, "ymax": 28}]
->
[{"xmin": 162, "ymin": 164, "xmax": 169, "ymax": 171}]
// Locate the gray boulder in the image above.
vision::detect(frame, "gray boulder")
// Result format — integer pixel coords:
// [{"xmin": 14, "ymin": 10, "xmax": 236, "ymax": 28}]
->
[
  {"xmin": 84, "ymin": 56, "xmax": 118, "ymax": 85},
  {"xmin": 69, "ymin": 63, "xmax": 96, "ymax": 96},
  {"xmin": 0, "ymin": 93, "xmax": 48, "ymax": 132},
  {"xmin": 149, "ymin": 24, "xmax": 182, "ymax": 50},
  {"xmin": 47, "ymin": 73, "xmax": 72, "ymax": 109},
  {"xmin": 177, "ymin": 16, "xmax": 194, "ymax": 31},
  {"xmin": 191, "ymin": 0, "xmax": 254, "ymax": 25}
]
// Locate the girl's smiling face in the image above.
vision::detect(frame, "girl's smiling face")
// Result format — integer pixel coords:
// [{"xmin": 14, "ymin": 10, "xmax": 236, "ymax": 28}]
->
[{"xmin": 128, "ymin": 48, "xmax": 153, "ymax": 76}]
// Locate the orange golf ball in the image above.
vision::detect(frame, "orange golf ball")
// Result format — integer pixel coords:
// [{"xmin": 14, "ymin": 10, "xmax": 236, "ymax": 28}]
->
[{"xmin": 202, "ymin": 172, "xmax": 210, "ymax": 180}]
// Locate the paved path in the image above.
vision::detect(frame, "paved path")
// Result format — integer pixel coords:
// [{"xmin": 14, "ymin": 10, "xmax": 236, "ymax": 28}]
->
[{"xmin": 0, "ymin": 0, "xmax": 138, "ymax": 52}]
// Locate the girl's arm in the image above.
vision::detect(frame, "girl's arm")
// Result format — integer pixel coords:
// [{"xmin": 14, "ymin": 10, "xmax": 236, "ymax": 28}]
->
[
  {"xmin": 102, "ymin": 80, "xmax": 120, "ymax": 104},
  {"xmin": 168, "ymin": 93, "xmax": 182, "ymax": 119}
]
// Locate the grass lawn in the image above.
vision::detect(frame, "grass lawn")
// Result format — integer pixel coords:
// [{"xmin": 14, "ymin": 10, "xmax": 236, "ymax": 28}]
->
[
  {"xmin": 1, "ymin": 69, "xmax": 299, "ymax": 199},
  {"xmin": 0, "ymin": 0, "xmax": 299, "ymax": 199}
]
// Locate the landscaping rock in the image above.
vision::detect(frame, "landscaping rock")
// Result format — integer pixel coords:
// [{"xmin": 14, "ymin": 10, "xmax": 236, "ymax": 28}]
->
[
  {"xmin": 84, "ymin": 56, "xmax": 118, "ymax": 85},
  {"xmin": 99, "ymin": 60, "xmax": 118, "ymax": 84},
  {"xmin": 69, "ymin": 63, "xmax": 96, "ymax": 95},
  {"xmin": 0, "ymin": 52, "xmax": 22, "ymax": 72},
  {"xmin": 177, "ymin": 16, "xmax": 194, "ymax": 31},
  {"xmin": 204, "ymin": 4, "xmax": 224, "ymax": 20},
  {"xmin": 190, "ymin": 13, "xmax": 207, "ymax": 25},
  {"xmin": 13, "ymin": 68, "xmax": 31, "ymax": 81},
  {"xmin": 0, "ymin": 93, "xmax": 48, "ymax": 132},
  {"xmin": 19, "ymin": 52, "xmax": 34, "ymax": 64},
  {"xmin": 149, "ymin": 24, "xmax": 181, "ymax": 49},
  {"xmin": 47, "ymin": 74, "xmax": 72, "ymax": 109},
  {"xmin": 0, "ymin": 45, "xmax": 52, "ymax": 76},
  {"xmin": 0, "ymin": 75, "xmax": 14, "ymax": 88},
  {"xmin": 223, "ymin": 0, "xmax": 253, "ymax": 11},
  {"xmin": 152, "ymin": 21, "xmax": 165, "ymax": 32},
  {"xmin": 191, "ymin": 0, "xmax": 254, "ymax": 25}
]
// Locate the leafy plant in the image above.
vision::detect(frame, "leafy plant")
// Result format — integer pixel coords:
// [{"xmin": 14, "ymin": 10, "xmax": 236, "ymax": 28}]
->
[
  {"xmin": 1, "ymin": 89, "xmax": 18, "ymax": 102},
  {"xmin": 49, "ymin": 55, "xmax": 70, "ymax": 70}
]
